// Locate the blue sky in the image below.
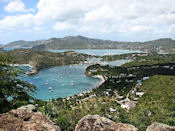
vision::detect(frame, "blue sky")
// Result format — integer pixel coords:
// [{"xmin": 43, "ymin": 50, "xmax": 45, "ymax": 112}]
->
[{"xmin": 0, "ymin": 0, "xmax": 175, "ymax": 44}]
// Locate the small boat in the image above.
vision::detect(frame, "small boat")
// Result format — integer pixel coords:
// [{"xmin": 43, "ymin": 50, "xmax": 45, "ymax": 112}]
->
[
  {"xmin": 52, "ymin": 79, "xmax": 56, "ymax": 81},
  {"xmin": 70, "ymin": 81, "xmax": 74, "ymax": 86},
  {"xmin": 71, "ymin": 83, "xmax": 74, "ymax": 86},
  {"xmin": 48, "ymin": 87, "xmax": 53, "ymax": 90},
  {"xmin": 49, "ymin": 90, "xmax": 54, "ymax": 92},
  {"xmin": 62, "ymin": 84, "xmax": 65, "ymax": 86}
]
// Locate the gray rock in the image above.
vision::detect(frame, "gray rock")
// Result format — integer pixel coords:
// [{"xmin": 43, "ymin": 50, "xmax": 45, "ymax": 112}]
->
[
  {"xmin": 147, "ymin": 122, "xmax": 175, "ymax": 131},
  {"xmin": 0, "ymin": 104, "xmax": 60, "ymax": 131},
  {"xmin": 75, "ymin": 114, "xmax": 138, "ymax": 131},
  {"xmin": 18, "ymin": 104, "xmax": 36, "ymax": 112}
]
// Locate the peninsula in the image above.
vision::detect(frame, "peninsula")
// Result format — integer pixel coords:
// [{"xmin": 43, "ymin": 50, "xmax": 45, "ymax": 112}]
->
[{"xmin": 4, "ymin": 49, "xmax": 94, "ymax": 74}]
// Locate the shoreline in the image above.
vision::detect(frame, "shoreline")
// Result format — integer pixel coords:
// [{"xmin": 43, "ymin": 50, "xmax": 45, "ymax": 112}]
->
[
  {"xmin": 11, "ymin": 63, "xmax": 106, "ymax": 100},
  {"xmin": 10, "ymin": 64, "xmax": 38, "ymax": 75},
  {"xmin": 10, "ymin": 64, "xmax": 33, "ymax": 68},
  {"xmin": 93, "ymin": 75, "xmax": 105, "ymax": 86},
  {"xmin": 66, "ymin": 75, "xmax": 106, "ymax": 100}
]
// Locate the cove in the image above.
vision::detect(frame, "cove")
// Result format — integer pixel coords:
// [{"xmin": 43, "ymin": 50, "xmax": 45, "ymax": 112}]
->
[{"xmin": 19, "ymin": 59, "xmax": 130, "ymax": 100}]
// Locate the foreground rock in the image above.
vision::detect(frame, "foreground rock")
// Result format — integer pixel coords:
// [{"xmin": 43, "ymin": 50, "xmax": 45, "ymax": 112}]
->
[
  {"xmin": 0, "ymin": 104, "xmax": 60, "ymax": 131},
  {"xmin": 147, "ymin": 122, "xmax": 175, "ymax": 131},
  {"xmin": 75, "ymin": 114, "xmax": 138, "ymax": 131}
]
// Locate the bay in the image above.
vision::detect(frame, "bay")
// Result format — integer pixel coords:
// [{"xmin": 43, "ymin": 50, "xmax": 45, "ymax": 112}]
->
[
  {"xmin": 12, "ymin": 49, "xmax": 135, "ymax": 100},
  {"xmin": 19, "ymin": 59, "xmax": 130, "ymax": 100}
]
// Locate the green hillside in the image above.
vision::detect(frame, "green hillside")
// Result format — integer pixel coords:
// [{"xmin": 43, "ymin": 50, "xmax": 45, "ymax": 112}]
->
[{"xmin": 4, "ymin": 49, "xmax": 92, "ymax": 72}]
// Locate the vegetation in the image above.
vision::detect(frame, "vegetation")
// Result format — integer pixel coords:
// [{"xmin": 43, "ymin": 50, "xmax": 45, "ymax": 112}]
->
[
  {"xmin": 36, "ymin": 75, "xmax": 175, "ymax": 131},
  {"xmin": 127, "ymin": 75, "xmax": 175, "ymax": 130},
  {"xmin": 4, "ymin": 40, "xmax": 44, "ymax": 48},
  {"xmin": 35, "ymin": 55, "xmax": 175, "ymax": 130},
  {"xmin": 0, "ymin": 53, "xmax": 36, "ymax": 113},
  {"xmin": 4, "ymin": 49, "xmax": 93, "ymax": 73},
  {"xmin": 102, "ymin": 52, "xmax": 175, "ymax": 67},
  {"xmin": 101, "ymin": 53, "xmax": 148, "ymax": 61},
  {"xmin": 122, "ymin": 53, "xmax": 175, "ymax": 67}
]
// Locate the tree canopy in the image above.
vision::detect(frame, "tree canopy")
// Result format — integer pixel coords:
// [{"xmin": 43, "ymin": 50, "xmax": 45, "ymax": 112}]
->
[{"xmin": 0, "ymin": 53, "xmax": 36, "ymax": 113}]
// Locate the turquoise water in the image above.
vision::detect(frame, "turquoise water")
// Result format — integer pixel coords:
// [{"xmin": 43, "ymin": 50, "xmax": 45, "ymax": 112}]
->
[
  {"xmin": 3, "ymin": 48, "xmax": 141, "ymax": 56},
  {"xmin": 48, "ymin": 49, "xmax": 141, "ymax": 56},
  {"xmin": 8, "ymin": 48, "xmax": 135, "ymax": 100},
  {"xmin": 20, "ymin": 64, "xmax": 100, "ymax": 100},
  {"xmin": 19, "ymin": 59, "xmax": 130, "ymax": 100}
]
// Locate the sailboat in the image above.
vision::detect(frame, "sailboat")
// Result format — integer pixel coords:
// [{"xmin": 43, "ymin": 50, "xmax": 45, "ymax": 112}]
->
[
  {"xmin": 48, "ymin": 87, "xmax": 53, "ymax": 90},
  {"xmin": 70, "ymin": 81, "xmax": 75, "ymax": 86}
]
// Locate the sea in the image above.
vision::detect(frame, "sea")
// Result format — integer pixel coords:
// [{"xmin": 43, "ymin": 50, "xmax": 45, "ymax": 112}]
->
[{"xmin": 4, "ymin": 48, "xmax": 139, "ymax": 100}]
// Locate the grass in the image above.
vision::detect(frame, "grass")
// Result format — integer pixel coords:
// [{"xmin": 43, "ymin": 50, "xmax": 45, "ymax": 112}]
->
[{"xmin": 127, "ymin": 75, "xmax": 175, "ymax": 130}]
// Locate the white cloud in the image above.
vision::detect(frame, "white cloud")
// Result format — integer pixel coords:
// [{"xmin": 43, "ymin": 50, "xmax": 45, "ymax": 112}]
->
[
  {"xmin": 4, "ymin": 0, "xmax": 34, "ymax": 13},
  {"xmin": 0, "ymin": 14, "xmax": 34, "ymax": 30},
  {"xmin": 0, "ymin": 0, "xmax": 175, "ymax": 38},
  {"xmin": 53, "ymin": 22, "xmax": 75, "ymax": 31}
]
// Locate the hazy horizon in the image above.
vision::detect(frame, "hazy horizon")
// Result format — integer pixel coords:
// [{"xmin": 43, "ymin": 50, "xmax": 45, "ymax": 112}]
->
[{"xmin": 1, "ymin": 35, "xmax": 175, "ymax": 45}]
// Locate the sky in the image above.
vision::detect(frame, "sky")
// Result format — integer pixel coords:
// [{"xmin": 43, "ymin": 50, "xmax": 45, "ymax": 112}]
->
[{"xmin": 0, "ymin": 0, "xmax": 175, "ymax": 44}]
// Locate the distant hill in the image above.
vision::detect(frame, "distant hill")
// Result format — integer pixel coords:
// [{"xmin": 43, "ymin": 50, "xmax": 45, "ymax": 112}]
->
[
  {"xmin": 32, "ymin": 35, "xmax": 127, "ymax": 50},
  {"xmin": 4, "ymin": 36, "xmax": 175, "ymax": 53},
  {"xmin": 32, "ymin": 36, "xmax": 175, "ymax": 53},
  {"xmin": 4, "ymin": 40, "xmax": 45, "ymax": 48}
]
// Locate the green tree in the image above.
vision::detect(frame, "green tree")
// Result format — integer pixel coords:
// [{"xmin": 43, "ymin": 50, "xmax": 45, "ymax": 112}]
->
[{"xmin": 0, "ymin": 53, "xmax": 36, "ymax": 113}]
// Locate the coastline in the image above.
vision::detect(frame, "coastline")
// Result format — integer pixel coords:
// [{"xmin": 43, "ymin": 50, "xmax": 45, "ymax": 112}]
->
[
  {"xmin": 10, "ymin": 63, "xmax": 106, "ymax": 100},
  {"xmin": 66, "ymin": 75, "xmax": 106, "ymax": 100},
  {"xmin": 93, "ymin": 75, "xmax": 105, "ymax": 86},
  {"xmin": 10, "ymin": 64, "xmax": 33, "ymax": 68},
  {"xmin": 10, "ymin": 64, "xmax": 38, "ymax": 75}
]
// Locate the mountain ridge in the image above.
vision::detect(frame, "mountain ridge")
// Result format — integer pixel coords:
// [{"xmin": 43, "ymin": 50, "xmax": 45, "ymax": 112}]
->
[{"xmin": 4, "ymin": 36, "xmax": 175, "ymax": 53}]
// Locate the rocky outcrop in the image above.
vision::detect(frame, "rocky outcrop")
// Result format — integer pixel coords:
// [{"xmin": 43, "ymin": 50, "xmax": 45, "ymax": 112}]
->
[
  {"xmin": 146, "ymin": 122, "xmax": 175, "ymax": 131},
  {"xmin": 1, "ymin": 106, "xmax": 175, "ymax": 131},
  {"xmin": 75, "ymin": 114, "xmax": 138, "ymax": 131},
  {"xmin": 0, "ymin": 104, "xmax": 60, "ymax": 131}
]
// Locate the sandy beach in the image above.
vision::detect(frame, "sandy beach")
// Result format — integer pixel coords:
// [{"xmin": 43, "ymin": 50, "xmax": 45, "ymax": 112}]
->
[{"xmin": 93, "ymin": 75, "xmax": 105, "ymax": 85}]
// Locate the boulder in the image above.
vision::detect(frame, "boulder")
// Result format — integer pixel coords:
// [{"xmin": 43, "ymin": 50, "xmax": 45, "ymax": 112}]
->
[
  {"xmin": 147, "ymin": 122, "xmax": 175, "ymax": 131},
  {"xmin": 75, "ymin": 114, "xmax": 138, "ymax": 131},
  {"xmin": 0, "ymin": 104, "xmax": 60, "ymax": 131}
]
